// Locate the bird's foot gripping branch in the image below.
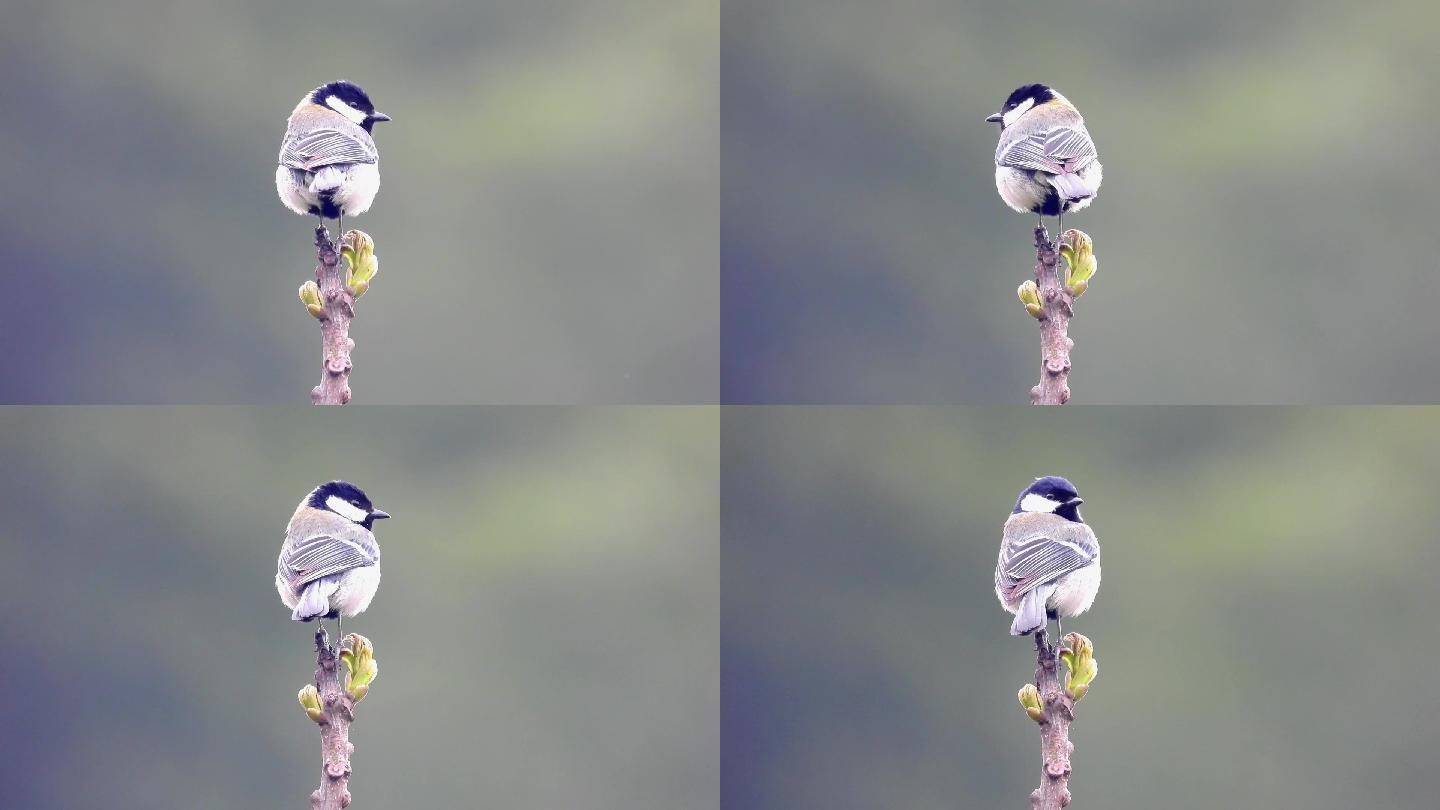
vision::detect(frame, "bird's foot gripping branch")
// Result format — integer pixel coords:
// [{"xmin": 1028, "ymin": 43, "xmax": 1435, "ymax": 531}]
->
[
  {"xmin": 1017, "ymin": 228, "xmax": 1098, "ymax": 405},
  {"xmin": 298, "ymin": 227, "xmax": 380, "ymax": 406},
  {"xmin": 298, "ymin": 629, "xmax": 378, "ymax": 810},
  {"xmin": 1017, "ymin": 631, "xmax": 1098, "ymax": 810}
]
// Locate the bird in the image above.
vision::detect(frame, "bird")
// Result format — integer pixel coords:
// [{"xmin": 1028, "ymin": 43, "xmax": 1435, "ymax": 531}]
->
[
  {"xmin": 986, "ymin": 84, "xmax": 1103, "ymax": 242},
  {"xmin": 276, "ymin": 480, "xmax": 390, "ymax": 640},
  {"xmin": 275, "ymin": 81, "xmax": 390, "ymax": 236},
  {"xmin": 995, "ymin": 476, "xmax": 1101, "ymax": 637}
]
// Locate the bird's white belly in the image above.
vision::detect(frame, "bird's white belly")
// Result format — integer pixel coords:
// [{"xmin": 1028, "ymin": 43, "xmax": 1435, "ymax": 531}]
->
[
  {"xmin": 995, "ymin": 166, "xmax": 1050, "ymax": 214},
  {"xmin": 332, "ymin": 163, "xmax": 380, "ymax": 215},
  {"xmin": 1062, "ymin": 161, "xmax": 1103, "ymax": 212},
  {"xmin": 1049, "ymin": 563, "xmax": 1101, "ymax": 618},
  {"xmin": 275, "ymin": 165, "xmax": 315, "ymax": 215},
  {"xmin": 274, "ymin": 163, "xmax": 381, "ymax": 217},
  {"xmin": 333, "ymin": 565, "xmax": 381, "ymax": 618}
]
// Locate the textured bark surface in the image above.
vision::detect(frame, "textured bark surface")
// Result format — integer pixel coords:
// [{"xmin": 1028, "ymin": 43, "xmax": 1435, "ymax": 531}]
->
[
  {"xmin": 311, "ymin": 629, "xmax": 356, "ymax": 810},
  {"xmin": 1030, "ymin": 630, "xmax": 1075, "ymax": 809},
  {"xmin": 311, "ymin": 226, "xmax": 355, "ymax": 405},
  {"xmin": 1029, "ymin": 227, "xmax": 1075, "ymax": 406}
]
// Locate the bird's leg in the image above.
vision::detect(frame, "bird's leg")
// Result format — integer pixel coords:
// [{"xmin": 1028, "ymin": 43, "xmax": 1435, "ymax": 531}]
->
[{"xmin": 337, "ymin": 614, "xmax": 343, "ymax": 644}]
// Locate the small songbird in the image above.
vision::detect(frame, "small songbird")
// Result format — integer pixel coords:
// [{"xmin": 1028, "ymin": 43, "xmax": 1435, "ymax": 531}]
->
[
  {"xmin": 275, "ymin": 81, "xmax": 390, "ymax": 235},
  {"xmin": 276, "ymin": 480, "xmax": 390, "ymax": 639},
  {"xmin": 987, "ymin": 84, "xmax": 1103, "ymax": 238},
  {"xmin": 995, "ymin": 476, "xmax": 1101, "ymax": 637}
]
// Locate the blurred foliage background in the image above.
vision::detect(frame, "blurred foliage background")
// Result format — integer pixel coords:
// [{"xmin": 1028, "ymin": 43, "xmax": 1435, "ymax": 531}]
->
[
  {"xmin": 723, "ymin": 407, "xmax": 1440, "ymax": 808},
  {"xmin": 0, "ymin": 407, "xmax": 718, "ymax": 809},
  {"xmin": 722, "ymin": 0, "xmax": 1440, "ymax": 402},
  {"xmin": 0, "ymin": 0, "xmax": 717, "ymax": 403}
]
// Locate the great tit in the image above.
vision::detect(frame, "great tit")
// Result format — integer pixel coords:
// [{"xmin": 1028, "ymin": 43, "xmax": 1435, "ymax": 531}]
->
[
  {"xmin": 987, "ymin": 84, "xmax": 1103, "ymax": 238},
  {"xmin": 275, "ymin": 480, "xmax": 390, "ymax": 639},
  {"xmin": 994, "ymin": 476, "xmax": 1101, "ymax": 637},
  {"xmin": 275, "ymin": 81, "xmax": 390, "ymax": 235}
]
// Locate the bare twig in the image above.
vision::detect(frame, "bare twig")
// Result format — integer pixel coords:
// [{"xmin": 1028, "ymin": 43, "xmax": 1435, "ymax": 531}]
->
[
  {"xmin": 1029, "ymin": 630, "xmax": 1075, "ymax": 810},
  {"xmin": 310, "ymin": 226, "xmax": 356, "ymax": 405},
  {"xmin": 310, "ymin": 628, "xmax": 356, "ymax": 810},
  {"xmin": 1029, "ymin": 227, "xmax": 1074, "ymax": 405}
]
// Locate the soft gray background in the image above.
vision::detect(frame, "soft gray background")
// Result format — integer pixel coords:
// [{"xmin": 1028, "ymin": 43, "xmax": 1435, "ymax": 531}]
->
[
  {"xmin": 722, "ymin": 0, "xmax": 1440, "ymax": 402},
  {"xmin": 723, "ymin": 407, "xmax": 1440, "ymax": 808},
  {"xmin": 0, "ymin": 407, "xmax": 719, "ymax": 809},
  {"xmin": 0, "ymin": 0, "xmax": 717, "ymax": 403}
]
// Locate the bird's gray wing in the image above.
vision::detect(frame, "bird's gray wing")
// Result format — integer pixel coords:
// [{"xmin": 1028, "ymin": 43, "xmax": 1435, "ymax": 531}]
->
[
  {"xmin": 997, "ymin": 125, "xmax": 1098, "ymax": 175},
  {"xmin": 997, "ymin": 531, "xmax": 1097, "ymax": 601},
  {"xmin": 280, "ymin": 129, "xmax": 378, "ymax": 172},
  {"xmin": 280, "ymin": 532, "xmax": 378, "ymax": 591}
]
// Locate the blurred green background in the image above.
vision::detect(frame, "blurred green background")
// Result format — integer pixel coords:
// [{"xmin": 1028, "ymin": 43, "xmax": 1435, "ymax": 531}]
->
[
  {"xmin": 722, "ymin": 0, "xmax": 1440, "ymax": 403},
  {"xmin": 0, "ymin": 0, "xmax": 717, "ymax": 403},
  {"xmin": 0, "ymin": 407, "xmax": 718, "ymax": 809},
  {"xmin": 723, "ymin": 407, "xmax": 1440, "ymax": 808}
]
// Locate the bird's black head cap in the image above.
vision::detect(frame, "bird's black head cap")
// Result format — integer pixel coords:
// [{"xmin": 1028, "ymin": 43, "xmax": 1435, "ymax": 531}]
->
[
  {"xmin": 1014, "ymin": 475, "xmax": 1084, "ymax": 522},
  {"xmin": 1003, "ymin": 84, "xmax": 1056, "ymax": 112},
  {"xmin": 310, "ymin": 81, "xmax": 389, "ymax": 131},
  {"xmin": 988, "ymin": 84, "xmax": 1057, "ymax": 128},
  {"xmin": 309, "ymin": 480, "xmax": 386, "ymax": 528}
]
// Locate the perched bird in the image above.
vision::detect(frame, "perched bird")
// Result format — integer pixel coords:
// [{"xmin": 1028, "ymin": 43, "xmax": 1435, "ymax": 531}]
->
[
  {"xmin": 276, "ymin": 480, "xmax": 390, "ymax": 638},
  {"xmin": 986, "ymin": 84, "xmax": 1103, "ymax": 239},
  {"xmin": 995, "ymin": 476, "xmax": 1101, "ymax": 637},
  {"xmin": 275, "ymin": 81, "xmax": 390, "ymax": 235}
]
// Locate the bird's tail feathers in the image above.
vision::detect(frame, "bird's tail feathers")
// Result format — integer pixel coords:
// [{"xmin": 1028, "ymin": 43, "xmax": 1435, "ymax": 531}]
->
[
  {"xmin": 1010, "ymin": 585, "xmax": 1053, "ymax": 636},
  {"xmin": 291, "ymin": 577, "xmax": 338, "ymax": 622},
  {"xmin": 1047, "ymin": 172, "xmax": 1096, "ymax": 202},
  {"xmin": 308, "ymin": 166, "xmax": 347, "ymax": 194}
]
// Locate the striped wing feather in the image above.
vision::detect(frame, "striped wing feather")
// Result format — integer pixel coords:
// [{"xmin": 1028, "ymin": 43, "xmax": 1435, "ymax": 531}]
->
[
  {"xmin": 998, "ymin": 125, "xmax": 1098, "ymax": 175},
  {"xmin": 997, "ymin": 532, "xmax": 1096, "ymax": 601},
  {"xmin": 281, "ymin": 532, "xmax": 377, "ymax": 591},
  {"xmin": 280, "ymin": 129, "xmax": 377, "ymax": 172}
]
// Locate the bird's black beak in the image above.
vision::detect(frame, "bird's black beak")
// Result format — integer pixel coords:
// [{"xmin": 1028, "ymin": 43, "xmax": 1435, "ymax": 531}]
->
[
  {"xmin": 986, "ymin": 112, "xmax": 1003, "ymax": 124},
  {"xmin": 370, "ymin": 509, "xmax": 391, "ymax": 520},
  {"xmin": 1065, "ymin": 497, "xmax": 1084, "ymax": 506},
  {"xmin": 370, "ymin": 111, "xmax": 391, "ymax": 123}
]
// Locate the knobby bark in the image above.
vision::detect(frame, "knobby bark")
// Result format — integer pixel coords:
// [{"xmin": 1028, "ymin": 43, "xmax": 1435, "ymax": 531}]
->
[
  {"xmin": 1029, "ymin": 227, "xmax": 1074, "ymax": 406},
  {"xmin": 311, "ymin": 226, "xmax": 356, "ymax": 405},
  {"xmin": 1029, "ymin": 630, "xmax": 1075, "ymax": 809},
  {"xmin": 311, "ymin": 629, "xmax": 356, "ymax": 810}
]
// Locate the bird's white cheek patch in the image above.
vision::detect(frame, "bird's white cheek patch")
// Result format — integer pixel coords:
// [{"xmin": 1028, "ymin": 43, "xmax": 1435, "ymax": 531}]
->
[
  {"xmin": 1018, "ymin": 493, "xmax": 1061, "ymax": 513},
  {"xmin": 326, "ymin": 95, "xmax": 369, "ymax": 124},
  {"xmin": 1002, "ymin": 97, "xmax": 1036, "ymax": 128},
  {"xmin": 326, "ymin": 496, "xmax": 369, "ymax": 523}
]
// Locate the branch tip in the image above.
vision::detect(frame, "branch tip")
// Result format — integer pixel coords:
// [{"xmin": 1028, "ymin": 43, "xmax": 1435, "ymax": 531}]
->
[
  {"xmin": 1019, "ymin": 628, "xmax": 1096, "ymax": 809},
  {"xmin": 1024, "ymin": 227, "xmax": 1095, "ymax": 405},
  {"xmin": 302, "ymin": 630, "xmax": 377, "ymax": 809},
  {"xmin": 302, "ymin": 228, "xmax": 376, "ymax": 405}
]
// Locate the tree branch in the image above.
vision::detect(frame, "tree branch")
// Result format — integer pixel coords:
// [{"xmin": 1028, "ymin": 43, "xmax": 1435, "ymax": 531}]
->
[
  {"xmin": 309, "ymin": 226, "xmax": 356, "ymax": 405},
  {"xmin": 1028, "ymin": 629, "xmax": 1075, "ymax": 809},
  {"xmin": 1029, "ymin": 227, "xmax": 1074, "ymax": 406},
  {"xmin": 309, "ymin": 628, "xmax": 356, "ymax": 810}
]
